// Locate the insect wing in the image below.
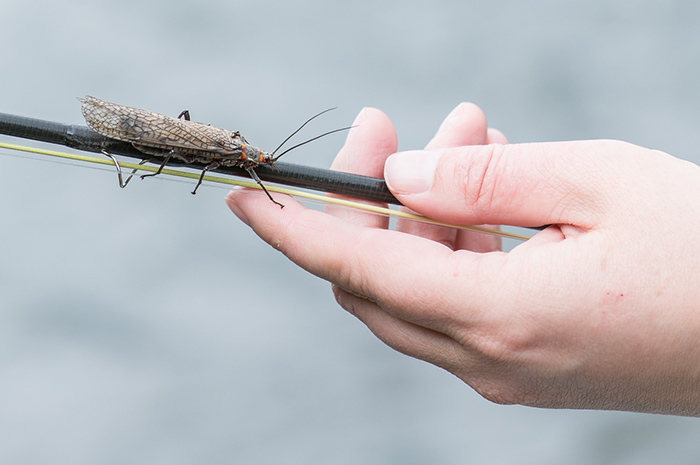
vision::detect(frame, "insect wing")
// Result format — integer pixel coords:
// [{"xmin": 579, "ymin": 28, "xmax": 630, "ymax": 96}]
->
[{"xmin": 79, "ymin": 96, "xmax": 242, "ymax": 155}]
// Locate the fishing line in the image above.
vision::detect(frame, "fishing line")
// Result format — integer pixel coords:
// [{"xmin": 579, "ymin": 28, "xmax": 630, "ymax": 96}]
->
[{"xmin": 0, "ymin": 141, "xmax": 531, "ymax": 241}]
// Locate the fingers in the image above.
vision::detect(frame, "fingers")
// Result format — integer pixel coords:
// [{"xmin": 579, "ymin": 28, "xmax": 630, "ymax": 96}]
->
[
  {"xmin": 226, "ymin": 189, "xmax": 502, "ymax": 332},
  {"xmin": 425, "ymin": 102, "xmax": 489, "ymax": 150},
  {"xmin": 324, "ymin": 107, "xmax": 397, "ymax": 228},
  {"xmin": 487, "ymin": 128, "xmax": 508, "ymax": 145},
  {"xmin": 333, "ymin": 285, "xmax": 467, "ymax": 371},
  {"xmin": 396, "ymin": 103, "xmax": 501, "ymax": 252},
  {"xmin": 384, "ymin": 140, "xmax": 622, "ymax": 228},
  {"xmin": 330, "ymin": 107, "xmax": 397, "ymax": 177},
  {"xmin": 459, "ymin": 120, "xmax": 509, "ymax": 253}
]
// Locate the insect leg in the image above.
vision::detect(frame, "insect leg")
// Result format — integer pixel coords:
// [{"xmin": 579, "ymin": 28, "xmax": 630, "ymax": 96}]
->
[
  {"xmin": 101, "ymin": 150, "xmax": 146, "ymax": 188},
  {"xmin": 178, "ymin": 110, "xmax": 190, "ymax": 120},
  {"xmin": 246, "ymin": 167, "xmax": 284, "ymax": 208},
  {"xmin": 191, "ymin": 161, "xmax": 220, "ymax": 195},
  {"xmin": 140, "ymin": 152, "xmax": 172, "ymax": 180}
]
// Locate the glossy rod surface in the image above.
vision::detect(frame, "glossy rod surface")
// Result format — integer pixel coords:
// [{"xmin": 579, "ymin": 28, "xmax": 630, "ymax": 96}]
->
[{"xmin": 0, "ymin": 111, "xmax": 399, "ymax": 204}]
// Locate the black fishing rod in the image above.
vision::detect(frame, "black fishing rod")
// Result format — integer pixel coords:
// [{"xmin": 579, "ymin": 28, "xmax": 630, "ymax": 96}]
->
[
  {"xmin": 0, "ymin": 111, "xmax": 398, "ymax": 204},
  {"xmin": 0, "ymin": 108, "xmax": 545, "ymax": 233}
]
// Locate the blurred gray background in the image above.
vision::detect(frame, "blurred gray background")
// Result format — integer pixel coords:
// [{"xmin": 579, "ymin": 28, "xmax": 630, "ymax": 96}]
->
[{"xmin": 2, "ymin": 0, "xmax": 700, "ymax": 464}]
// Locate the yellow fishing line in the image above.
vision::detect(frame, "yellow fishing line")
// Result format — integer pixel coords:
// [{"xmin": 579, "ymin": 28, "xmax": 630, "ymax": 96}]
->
[{"xmin": 0, "ymin": 141, "xmax": 530, "ymax": 241}]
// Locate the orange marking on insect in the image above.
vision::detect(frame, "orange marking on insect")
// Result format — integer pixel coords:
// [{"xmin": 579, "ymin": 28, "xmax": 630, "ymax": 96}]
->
[{"xmin": 240, "ymin": 144, "xmax": 247, "ymax": 160}]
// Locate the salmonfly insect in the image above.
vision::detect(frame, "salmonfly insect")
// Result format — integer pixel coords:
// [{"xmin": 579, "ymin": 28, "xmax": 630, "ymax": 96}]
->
[{"xmin": 79, "ymin": 95, "xmax": 345, "ymax": 207}]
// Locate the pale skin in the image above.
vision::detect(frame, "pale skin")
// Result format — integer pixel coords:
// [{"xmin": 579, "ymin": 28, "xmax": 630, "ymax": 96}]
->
[{"xmin": 225, "ymin": 103, "xmax": 700, "ymax": 416}]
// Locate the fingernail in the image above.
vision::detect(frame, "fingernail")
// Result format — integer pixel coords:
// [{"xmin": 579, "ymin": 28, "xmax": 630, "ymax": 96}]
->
[
  {"xmin": 346, "ymin": 108, "xmax": 367, "ymax": 142},
  {"xmin": 353, "ymin": 107, "xmax": 368, "ymax": 126},
  {"xmin": 437, "ymin": 103, "xmax": 465, "ymax": 132},
  {"xmin": 225, "ymin": 189, "xmax": 251, "ymax": 226},
  {"xmin": 384, "ymin": 150, "xmax": 440, "ymax": 195}
]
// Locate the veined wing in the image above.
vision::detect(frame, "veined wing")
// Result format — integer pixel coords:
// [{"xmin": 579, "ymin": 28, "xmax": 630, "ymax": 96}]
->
[{"xmin": 79, "ymin": 96, "xmax": 242, "ymax": 154}]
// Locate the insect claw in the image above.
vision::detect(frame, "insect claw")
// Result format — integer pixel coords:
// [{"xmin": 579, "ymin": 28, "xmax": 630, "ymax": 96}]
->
[
  {"xmin": 246, "ymin": 167, "xmax": 284, "ymax": 208},
  {"xmin": 140, "ymin": 153, "xmax": 171, "ymax": 180},
  {"xmin": 191, "ymin": 172, "xmax": 205, "ymax": 194},
  {"xmin": 191, "ymin": 162, "xmax": 220, "ymax": 195}
]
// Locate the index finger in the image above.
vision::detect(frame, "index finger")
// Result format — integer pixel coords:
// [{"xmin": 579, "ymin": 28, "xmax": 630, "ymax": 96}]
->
[{"xmin": 226, "ymin": 190, "xmax": 506, "ymax": 332}]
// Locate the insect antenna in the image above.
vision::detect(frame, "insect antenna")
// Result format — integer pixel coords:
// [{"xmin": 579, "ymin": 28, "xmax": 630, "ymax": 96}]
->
[
  {"xmin": 270, "ymin": 107, "xmax": 337, "ymax": 157},
  {"xmin": 272, "ymin": 126, "xmax": 353, "ymax": 162}
]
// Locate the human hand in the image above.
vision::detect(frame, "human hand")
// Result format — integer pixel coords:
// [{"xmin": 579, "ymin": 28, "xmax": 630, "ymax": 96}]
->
[{"xmin": 226, "ymin": 103, "xmax": 700, "ymax": 416}]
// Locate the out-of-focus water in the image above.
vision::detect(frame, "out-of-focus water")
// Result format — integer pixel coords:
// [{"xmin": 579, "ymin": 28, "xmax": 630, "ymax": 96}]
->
[{"xmin": 2, "ymin": 1, "xmax": 700, "ymax": 463}]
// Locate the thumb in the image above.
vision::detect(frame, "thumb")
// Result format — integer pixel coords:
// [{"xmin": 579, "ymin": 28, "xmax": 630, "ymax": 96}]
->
[{"xmin": 384, "ymin": 140, "xmax": 620, "ymax": 228}]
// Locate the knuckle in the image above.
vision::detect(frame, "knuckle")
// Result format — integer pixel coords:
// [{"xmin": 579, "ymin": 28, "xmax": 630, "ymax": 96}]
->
[
  {"xmin": 470, "ymin": 380, "xmax": 525, "ymax": 406},
  {"xmin": 450, "ymin": 145, "xmax": 508, "ymax": 213},
  {"xmin": 332, "ymin": 284, "xmax": 363, "ymax": 316},
  {"xmin": 452, "ymin": 319, "xmax": 546, "ymax": 406},
  {"xmin": 331, "ymin": 229, "xmax": 379, "ymax": 299}
]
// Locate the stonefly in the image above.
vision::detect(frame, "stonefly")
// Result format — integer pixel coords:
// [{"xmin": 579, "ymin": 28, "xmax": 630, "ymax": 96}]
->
[{"xmin": 79, "ymin": 96, "xmax": 345, "ymax": 207}]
